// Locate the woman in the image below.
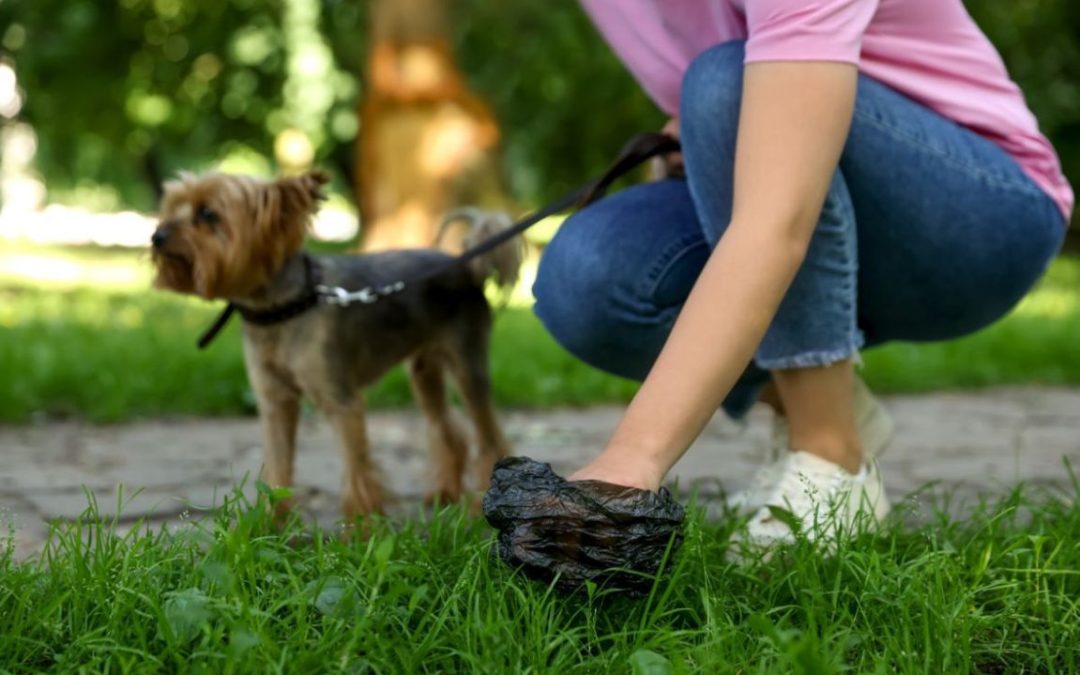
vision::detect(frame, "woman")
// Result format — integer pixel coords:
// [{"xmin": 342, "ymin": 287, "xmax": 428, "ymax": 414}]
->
[{"xmin": 532, "ymin": 0, "xmax": 1072, "ymax": 549}]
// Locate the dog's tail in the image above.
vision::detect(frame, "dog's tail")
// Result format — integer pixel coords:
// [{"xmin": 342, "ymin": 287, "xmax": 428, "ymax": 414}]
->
[{"xmin": 436, "ymin": 208, "xmax": 523, "ymax": 289}]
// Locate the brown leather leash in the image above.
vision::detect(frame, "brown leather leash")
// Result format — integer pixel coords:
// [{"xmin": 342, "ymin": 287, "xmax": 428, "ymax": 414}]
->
[{"xmin": 197, "ymin": 132, "xmax": 681, "ymax": 349}]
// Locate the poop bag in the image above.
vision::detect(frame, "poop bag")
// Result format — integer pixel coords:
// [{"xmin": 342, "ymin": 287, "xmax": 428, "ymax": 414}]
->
[{"xmin": 482, "ymin": 457, "xmax": 686, "ymax": 594}]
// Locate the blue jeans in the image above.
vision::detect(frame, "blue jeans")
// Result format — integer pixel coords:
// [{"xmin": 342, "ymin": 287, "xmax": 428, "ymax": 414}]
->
[{"xmin": 533, "ymin": 41, "xmax": 1066, "ymax": 419}]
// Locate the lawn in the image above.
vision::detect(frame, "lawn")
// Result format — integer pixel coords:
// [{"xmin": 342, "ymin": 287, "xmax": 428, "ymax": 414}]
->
[
  {"xmin": 2, "ymin": 483, "xmax": 1078, "ymax": 673},
  {"xmin": 1, "ymin": 243, "xmax": 1079, "ymax": 422}
]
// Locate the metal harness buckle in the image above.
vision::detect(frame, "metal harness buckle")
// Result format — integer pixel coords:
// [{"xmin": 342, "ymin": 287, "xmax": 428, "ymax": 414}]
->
[
  {"xmin": 316, "ymin": 281, "xmax": 406, "ymax": 307},
  {"xmin": 316, "ymin": 285, "xmax": 378, "ymax": 306}
]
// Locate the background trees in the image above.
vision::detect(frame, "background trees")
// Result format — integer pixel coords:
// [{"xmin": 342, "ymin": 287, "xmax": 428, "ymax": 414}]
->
[{"xmin": 1, "ymin": 0, "xmax": 1076, "ymax": 234}]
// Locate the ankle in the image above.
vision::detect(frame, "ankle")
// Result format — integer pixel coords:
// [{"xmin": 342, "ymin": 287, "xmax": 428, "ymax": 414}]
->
[
  {"xmin": 758, "ymin": 383, "xmax": 786, "ymax": 416},
  {"xmin": 793, "ymin": 438, "xmax": 863, "ymax": 475}
]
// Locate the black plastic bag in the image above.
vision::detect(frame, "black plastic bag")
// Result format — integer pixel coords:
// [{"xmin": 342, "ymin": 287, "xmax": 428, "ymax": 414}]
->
[{"xmin": 482, "ymin": 456, "xmax": 686, "ymax": 594}]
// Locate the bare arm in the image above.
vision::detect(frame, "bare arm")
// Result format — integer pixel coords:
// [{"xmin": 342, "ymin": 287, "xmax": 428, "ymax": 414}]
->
[{"xmin": 569, "ymin": 61, "xmax": 859, "ymax": 490}]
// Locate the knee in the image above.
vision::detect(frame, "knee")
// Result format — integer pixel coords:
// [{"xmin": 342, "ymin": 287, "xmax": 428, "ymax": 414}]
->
[
  {"xmin": 533, "ymin": 180, "xmax": 701, "ymax": 379},
  {"xmin": 683, "ymin": 41, "xmax": 745, "ymax": 97},
  {"xmin": 679, "ymin": 41, "xmax": 745, "ymax": 136}
]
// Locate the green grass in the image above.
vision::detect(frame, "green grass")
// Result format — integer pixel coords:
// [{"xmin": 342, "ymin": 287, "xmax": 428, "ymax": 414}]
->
[
  {"xmin": 2, "ymin": 482, "xmax": 1079, "ymax": 673},
  {"xmin": 0, "ymin": 281, "xmax": 638, "ymax": 423},
  {"xmin": 1, "ymin": 243, "xmax": 1078, "ymax": 422}
]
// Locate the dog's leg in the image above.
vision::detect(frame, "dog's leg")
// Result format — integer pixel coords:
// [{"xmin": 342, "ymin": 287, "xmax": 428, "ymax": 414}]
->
[
  {"xmin": 322, "ymin": 398, "xmax": 385, "ymax": 521},
  {"xmin": 445, "ymin": 319, "xmax": 510, "ymax": 493},
  {"xmin": 245, "ymin": 361, "xmax": 301, "ymax": 521},
  {"xmin": 408, "ymin": 352, "xmax": 470, "ymax": 505}
]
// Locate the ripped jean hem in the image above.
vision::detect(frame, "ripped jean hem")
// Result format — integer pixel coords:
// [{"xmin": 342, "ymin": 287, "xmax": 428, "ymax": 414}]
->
[{"xmin": 754, "ymin": 339, "xmax": 865, "ymax": 371}]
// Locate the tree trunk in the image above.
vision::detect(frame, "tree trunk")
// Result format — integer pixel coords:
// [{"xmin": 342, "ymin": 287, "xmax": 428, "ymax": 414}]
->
[{"xmin": 357, "ymin": 0, "xmax": 506, "ymax": 251}]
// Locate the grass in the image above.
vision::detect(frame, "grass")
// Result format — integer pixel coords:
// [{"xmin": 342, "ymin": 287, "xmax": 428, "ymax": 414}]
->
[
  {"xmin": 2, "ymin": 481, "xmax": 1079, "ymax": 673},
  {"xmin": 1, "ymin": 242, "xmax": 1078, "ymax": 422}
]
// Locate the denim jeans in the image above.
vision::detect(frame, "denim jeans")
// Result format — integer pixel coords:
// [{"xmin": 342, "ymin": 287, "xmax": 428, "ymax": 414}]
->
[{"xmin": 533, "ymin": 41, "xmax": 1066, "ymax": 419}]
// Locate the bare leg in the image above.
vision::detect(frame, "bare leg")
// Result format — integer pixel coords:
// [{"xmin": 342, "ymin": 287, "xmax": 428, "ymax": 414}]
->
[
  {"xmin": 771, "ymin": 359, "xmax": 862, "ymax": 473},
  {"xmin": 758, "ymin": 381, "xmax": 785, "ymax": 416},
  {"xmin": 407, "ymin": 353, "xmax": 470, "ymax": 504},
  {"xmin": 321, "ymin": 398, "xmax": 385, "ymax": 520}
]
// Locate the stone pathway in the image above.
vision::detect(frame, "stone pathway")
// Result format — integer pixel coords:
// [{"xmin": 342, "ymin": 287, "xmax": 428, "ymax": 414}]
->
[{"xmin": 2, "ymin": 387, "xmax": 1078, "ymax": 559}]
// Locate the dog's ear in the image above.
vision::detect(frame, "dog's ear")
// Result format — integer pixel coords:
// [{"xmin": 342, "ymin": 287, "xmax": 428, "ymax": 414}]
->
[
  {"xmin": 266, "ymin": 170, "xmax": 330, "ymax": 256},
  {"xmin": 276, "ymin": 170, "xmax": 330, "ymax": 223}
]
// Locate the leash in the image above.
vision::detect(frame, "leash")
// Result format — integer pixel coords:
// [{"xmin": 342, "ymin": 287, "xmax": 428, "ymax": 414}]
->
[{"xmin": 197, "ymin": 132, "xmax": 681, "ymax": 349}]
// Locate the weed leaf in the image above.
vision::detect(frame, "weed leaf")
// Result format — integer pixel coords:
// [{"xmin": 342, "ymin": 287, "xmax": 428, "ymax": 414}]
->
[
  {"xmin": 629, "ymin": 649, "xmax": 673, "ymax": 675},
  {"xmin": 163, "ymin": 587, "xmax": 212, "ymax": 643}
]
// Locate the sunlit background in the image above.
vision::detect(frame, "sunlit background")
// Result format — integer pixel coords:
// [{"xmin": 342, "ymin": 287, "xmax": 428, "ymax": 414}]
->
[{"xmin": 0, "ymin": 0, "xmax": 1077, "ymax": 423}]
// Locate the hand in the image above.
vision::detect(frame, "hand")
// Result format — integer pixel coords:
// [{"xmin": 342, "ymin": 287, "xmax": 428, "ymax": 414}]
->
[
  {"xmin": 567, "ymin": 448, "xmax": 664, "ymax": 492},
  {"xmin": 648, "ymin": 117, "xmax": 685, "ymax": 181},
  {"xmin": 483, "ymin": 456, "xmax": 687, "ymax": 593}
]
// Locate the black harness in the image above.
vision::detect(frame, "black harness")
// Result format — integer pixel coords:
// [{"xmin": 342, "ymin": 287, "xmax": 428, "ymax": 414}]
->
[{"xmin": 197, "ymin": 132, "xmax": 681, "ymax": 349}]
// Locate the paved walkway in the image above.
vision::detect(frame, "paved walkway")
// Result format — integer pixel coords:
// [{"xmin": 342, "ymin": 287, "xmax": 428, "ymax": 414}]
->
[{"xmin": 2, "ymin": 387, "xmax": 1078, "ymax": 558}]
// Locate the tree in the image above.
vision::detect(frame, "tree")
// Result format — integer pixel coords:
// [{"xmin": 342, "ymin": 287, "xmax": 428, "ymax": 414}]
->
[
  {"xmin": 355, "ymin": 0, "xmax": 505, "ymax": 250},
  {"xmin": 0, "ymin": 0, "xmax": 355, "ymax": 209}
]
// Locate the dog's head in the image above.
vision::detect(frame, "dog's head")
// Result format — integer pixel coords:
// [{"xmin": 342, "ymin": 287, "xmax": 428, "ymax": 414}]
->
[{"xmin": 150, "ymin": 170, "xmax": 329, "ymax": 298}]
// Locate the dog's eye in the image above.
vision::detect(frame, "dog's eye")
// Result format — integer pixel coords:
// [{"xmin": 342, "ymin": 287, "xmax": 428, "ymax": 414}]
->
[{"xmin": 196, "ymin": 206, "xmax": 220, "ymax": 226}]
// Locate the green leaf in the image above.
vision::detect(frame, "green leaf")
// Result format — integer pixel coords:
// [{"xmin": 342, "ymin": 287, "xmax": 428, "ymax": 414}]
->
[
  {"xmin": 306, "ymin": 576, "xmax": 358, "ymax": 618},
  {"xmin": 229, "ymin": 628, "xmax": 260, "ymax": 658},
  {"xmin": 629, "ymin": 649, "xmax": 672, "ymax": 675},
  {"xmin": 163, "ymin": 587, "xmax": 213, "ymax": 643},
  {"xmin": 766, "ymin": 505, "xmax": 801, "ymax": 535}
]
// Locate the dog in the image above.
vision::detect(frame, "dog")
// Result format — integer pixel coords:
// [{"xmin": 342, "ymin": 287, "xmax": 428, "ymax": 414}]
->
[{"xmin": 150, "ymin": 170, "xmax": 521, "ymax": 521}]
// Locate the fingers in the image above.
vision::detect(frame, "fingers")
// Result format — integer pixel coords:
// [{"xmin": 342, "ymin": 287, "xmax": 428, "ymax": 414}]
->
[{"xmin": 661, "ymin": 116, "xmax": 681, "ymax": 140}]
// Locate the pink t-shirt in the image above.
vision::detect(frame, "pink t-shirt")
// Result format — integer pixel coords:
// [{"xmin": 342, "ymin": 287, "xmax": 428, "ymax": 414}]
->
[{"xmin": 580, "ymin": 0, "xmax": 1074, "ymax": 221}]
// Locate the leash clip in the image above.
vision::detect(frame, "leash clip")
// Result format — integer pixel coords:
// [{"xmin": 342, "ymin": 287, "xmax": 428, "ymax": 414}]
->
[
  {"xmin": 316, "ymin": 283, "xmax": 404, "ymax": 306},
  {"xmin": 317, "ymin": 284, "xmax": 376, "ymax": 305}
]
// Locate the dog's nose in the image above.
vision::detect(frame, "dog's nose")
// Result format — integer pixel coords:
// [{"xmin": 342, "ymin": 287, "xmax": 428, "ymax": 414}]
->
[{"xmin": 151, "ymin": 228, "xmax": 168, "ymax": 249}]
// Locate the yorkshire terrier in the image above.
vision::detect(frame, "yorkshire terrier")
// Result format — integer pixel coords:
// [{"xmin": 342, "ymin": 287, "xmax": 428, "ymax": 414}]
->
[{"xmin": 150, "ymin": 170, "xmax": 521, "ymax": 521}]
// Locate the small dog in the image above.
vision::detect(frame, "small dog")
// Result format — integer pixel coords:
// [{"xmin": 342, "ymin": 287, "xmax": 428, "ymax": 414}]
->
[{"xmin": 150, "ymin": 170, "xmax": 521, "ymax": 520}]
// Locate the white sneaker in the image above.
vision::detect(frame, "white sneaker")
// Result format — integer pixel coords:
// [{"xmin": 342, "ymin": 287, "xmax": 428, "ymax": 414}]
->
[
  {"xmin": 731, "ymin": 451, "xmax": 891, "ymax": 556},
  {"xmin": 727, "ymin": 376, "xmax": 893, "ymax": 514}
]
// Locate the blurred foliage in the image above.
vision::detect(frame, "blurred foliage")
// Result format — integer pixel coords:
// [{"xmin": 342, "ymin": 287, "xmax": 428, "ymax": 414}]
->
[
  {"xmin": 2, "ymin": 0, "xmax": 283, "ymax": 206},
  {"xmin": 450, "ymin": 1, "xmax": 661, "ymax": 203},
  {"xmin": 0, "ymin": 0, "xmax": 359, "ymax": 206},
  {"xmin": 966, "ymin": 0, "xmax": 1080, "ymax": 226},
  {"xmin": 0, "ymin": 0, "xmax": 1076, "ymax": 218}
]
